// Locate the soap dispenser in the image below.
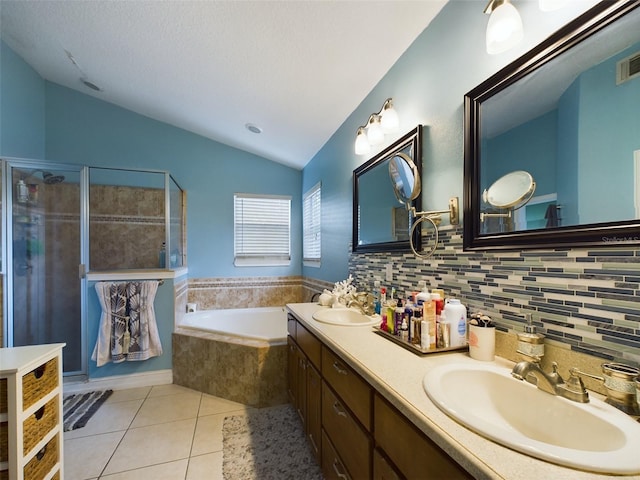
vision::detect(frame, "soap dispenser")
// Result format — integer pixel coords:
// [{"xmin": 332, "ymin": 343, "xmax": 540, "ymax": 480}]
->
[{"xmin": 517, "ymin": 314, "xmax": 545, "ymax": 360}]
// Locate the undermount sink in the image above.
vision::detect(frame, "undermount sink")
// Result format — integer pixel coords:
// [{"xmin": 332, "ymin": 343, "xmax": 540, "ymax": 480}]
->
[
  {"xmin": 312, "ymin": 308, "xmax": 379, "ymax": 326},
  {"xmin": 423, "ymin": 362, "xmax": 640, "ymax": 474}
]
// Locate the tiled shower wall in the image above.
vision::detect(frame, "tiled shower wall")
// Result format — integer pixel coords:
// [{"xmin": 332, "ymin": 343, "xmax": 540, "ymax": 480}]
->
[{"xmin": 349, "ymin": 227, "xmax": 640, "ymax": 367}]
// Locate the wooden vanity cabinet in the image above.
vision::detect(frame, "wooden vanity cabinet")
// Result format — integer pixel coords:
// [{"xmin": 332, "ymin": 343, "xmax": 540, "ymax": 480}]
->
[{"xmin": 374, "ymin": 393, "xmax": 473, "ymax": 479}]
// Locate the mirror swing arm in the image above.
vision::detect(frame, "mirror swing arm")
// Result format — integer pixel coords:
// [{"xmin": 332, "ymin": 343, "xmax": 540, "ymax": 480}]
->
[{"xmin": 407, "ymin": 197, "xmax": 460, "ymax": 258}]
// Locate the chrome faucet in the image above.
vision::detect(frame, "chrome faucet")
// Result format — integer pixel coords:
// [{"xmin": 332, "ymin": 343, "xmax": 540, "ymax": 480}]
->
[
  {"xmin": 511, "ymin": 361, "xmax": 590, "ymax": 403},
  {"xmin": 347, "ymin": 293, "xmax": 375, "ymax": 316}
]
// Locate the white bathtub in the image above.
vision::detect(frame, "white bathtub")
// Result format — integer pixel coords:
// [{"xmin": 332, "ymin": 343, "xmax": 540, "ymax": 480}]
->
[{"xmin": 178, "ymin": 306, "xmax": 287, "ymax": 344}]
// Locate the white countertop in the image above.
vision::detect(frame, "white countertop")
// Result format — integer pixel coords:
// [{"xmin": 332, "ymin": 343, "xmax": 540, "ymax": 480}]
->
[
  {"xmin": 0, "ymin": 343, "xmax": 65, "ymax": 375},
  {"xmin": 286, "ymin": 302, "xmax": 640, "ymax": 480}
]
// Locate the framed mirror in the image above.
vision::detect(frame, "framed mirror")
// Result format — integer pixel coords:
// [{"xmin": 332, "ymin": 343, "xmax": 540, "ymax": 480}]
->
[
  {"xmin": 464, "ymin": 2, "xmax": 640, "ymax": 251},
  {"xmin": 353, "ymin": 126, "xmax": 422, "ymax": 252}
]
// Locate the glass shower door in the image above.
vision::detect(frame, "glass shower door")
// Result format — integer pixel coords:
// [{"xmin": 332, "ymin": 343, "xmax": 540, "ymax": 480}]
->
[{"xmin": 9, "ymin": 164, "xmax": 84, "ymax": 375}]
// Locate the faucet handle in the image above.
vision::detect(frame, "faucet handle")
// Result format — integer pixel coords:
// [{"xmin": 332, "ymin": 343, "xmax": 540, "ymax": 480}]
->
[{"xmin": 560, "ymin": 367, "xmax": 591, "ymax": 403}]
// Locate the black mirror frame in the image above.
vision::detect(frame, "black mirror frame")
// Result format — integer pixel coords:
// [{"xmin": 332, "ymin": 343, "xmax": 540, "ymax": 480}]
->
[
  {"xmin": 463, "ymin": 1, "xmax": 640, "ymax": 252},
  {"xmin": 353, "ymin": 125, "xmax": 422, "ymax": 253}
]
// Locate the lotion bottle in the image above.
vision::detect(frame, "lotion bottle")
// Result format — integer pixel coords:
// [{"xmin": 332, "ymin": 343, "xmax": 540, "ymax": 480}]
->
[{"xmin": 444, "ymin": 298, "xmax": 467, "ymax": 347}]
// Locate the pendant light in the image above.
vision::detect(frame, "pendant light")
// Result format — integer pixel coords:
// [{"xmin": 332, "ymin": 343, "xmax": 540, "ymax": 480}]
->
[{"xmin": 484, "ymin": 0, "xmax": 523, "ymax": 55}]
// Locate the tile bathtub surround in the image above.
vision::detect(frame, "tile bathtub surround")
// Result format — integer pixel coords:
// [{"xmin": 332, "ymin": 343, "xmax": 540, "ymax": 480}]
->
[
  {"xmin": 349, "ymin": 226, "xmax": 640, "ymax": 368},
  {"xmin": 187, "ymin": 275, "xmax": 333, "ymax": 310},
  {"xmin": 172, "ymin": 329, "xmax": 288, "ymax": 408}
]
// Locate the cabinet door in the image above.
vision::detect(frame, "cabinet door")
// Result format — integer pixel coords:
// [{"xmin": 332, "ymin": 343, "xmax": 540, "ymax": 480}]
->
[
  {"xmin": 373, "ymin": 449, "xmax": 402, "ymax": 480},
  {"xmin": 307, "ymin": 364, "xmax": 322, "ymax": 464},
  {"xmin": 287, "ymin": 337, "xmax": 298, "ymax": 405},
  {"xmin": 374, "ymin": 394, "xmax": 472, "ymax": 479},
  {"xmin": 296, "ymin": 349, "xmax": 308, "ymax": 428}
]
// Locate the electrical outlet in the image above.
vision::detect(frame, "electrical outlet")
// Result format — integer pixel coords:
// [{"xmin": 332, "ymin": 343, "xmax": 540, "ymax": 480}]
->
[{"xmin": 385, "ymin": 263, "xmax": 393, "ymax": 282}]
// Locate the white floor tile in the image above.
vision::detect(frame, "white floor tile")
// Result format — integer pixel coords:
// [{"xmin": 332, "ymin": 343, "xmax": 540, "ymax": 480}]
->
[
  {"xmin": 148, "ymin": 383, "xmax": 197, "ymax": 397},
  {"xmin": 64, "ymin": 430, "xmax": 125, "ymax": 480},
  {"xmin": 103, "ymin": 418, "xmax": 197, "ymax": 475},
  {"xmin": 198, "ymin": 393, "xmax": 251, "ymax": 417},
  {"xmin": 64, "ymin": 399, "xmax": 143, "ymax": 439},
  {"xmin": 100, "ymin": 459, "xmax": 188, "ymax": 479},
  {"xmin": 107, "ymin": 386, "xmax": 151, "ymax": 403},
  {"xmin": 186, "ymin": 452, "xmax": 224, "ymax": 480},
  {"xmin": 130, "ymin": 391, "xmax": 201, "ymax": 428},
  {"xmin": 191, "ymin": 414, "xmax": 226, "ymax": 457}
]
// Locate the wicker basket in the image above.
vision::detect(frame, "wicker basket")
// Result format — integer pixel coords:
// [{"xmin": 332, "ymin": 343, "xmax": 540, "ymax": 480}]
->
[
  {"xmin": 0, "ymin": 469, "xmax": 8, "ymax": 480},
  {"xmin": 0, "ymin": 378, "xmax": 7, "ymax": 413},
  {"xmin": 0, "ymin": 421, "xmax": 7, "ymax": 463},
  {"xmin": 23, "ymin": 395, "xmax": 58, "ymax": 455},
  {"xmin": 22, "ymin": 358, "xmax": 58, "ymax": 410},
  {"xmin": 23, "ymin": 434, "xmax": 58, "ymax": 480}
]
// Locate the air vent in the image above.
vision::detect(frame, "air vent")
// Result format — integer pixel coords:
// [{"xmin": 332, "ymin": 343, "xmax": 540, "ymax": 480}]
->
[{"xmin": 617, "ymin": 51, "xmax": 640, "ymax": 85}]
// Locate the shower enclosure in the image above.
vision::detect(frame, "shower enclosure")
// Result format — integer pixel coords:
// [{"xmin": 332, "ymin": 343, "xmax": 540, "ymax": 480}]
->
[{"xmin": 1, "ymin": 159, "xmax": 184, "ymax": 378}]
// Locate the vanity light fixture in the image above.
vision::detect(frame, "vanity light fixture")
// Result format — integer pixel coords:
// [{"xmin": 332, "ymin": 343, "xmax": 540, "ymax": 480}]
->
[
  {"xmin": 354, "ymin": 98, "xmax": 400, "ymax": 155},
  {"xmin": 484, "ymin": 0, "xmax": 524, "ymax": 55}
]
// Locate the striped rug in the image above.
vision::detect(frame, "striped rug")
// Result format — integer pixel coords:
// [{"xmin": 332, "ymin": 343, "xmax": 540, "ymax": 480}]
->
[{"xmin": 63, "ymin": 390, "xmax": 113, "ymax": 431}]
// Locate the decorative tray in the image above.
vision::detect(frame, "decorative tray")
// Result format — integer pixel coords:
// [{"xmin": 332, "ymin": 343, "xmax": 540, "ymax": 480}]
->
[{"xmin": 373, "ymin": 327, "xmax": 468, "ymax": 356}]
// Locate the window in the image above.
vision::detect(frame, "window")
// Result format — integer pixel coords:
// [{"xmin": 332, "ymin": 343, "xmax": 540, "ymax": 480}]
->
[
  {"xmin": 303, "ymin": 182, "xmax": 321, "ymax": 267},
  {"xmin": 234, "ymin": 193, "xmax": 291, "ymax": 266}
]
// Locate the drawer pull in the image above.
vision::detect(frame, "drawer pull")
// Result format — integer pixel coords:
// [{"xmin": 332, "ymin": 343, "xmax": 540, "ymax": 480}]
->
[
  {"xmin": 36, "ymin": 445, "xmax": 47, "ymax": 461},
  {"xmin": 34, "ymin": 405, "xmax": 45, "ymax": 420},
  {"xmin": 332, "ymin": 361, "xmax": 348, "ymax": 376},
  {"xmin": 332, "ymin": 459, "xmax": 349, "ymax": 479},
  {"xmin": 33, "ymin": 365, "xmax": 46, "ymax": 379},
  {"xmin": 332, "ymin": 401, "xmax": 347, "ymax": 418}
]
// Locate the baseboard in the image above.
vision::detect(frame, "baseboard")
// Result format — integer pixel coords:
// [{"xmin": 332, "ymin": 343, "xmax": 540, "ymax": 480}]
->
[{"xmin": 63, "ymin": 369, "xmax": 173, "ymax": 395}]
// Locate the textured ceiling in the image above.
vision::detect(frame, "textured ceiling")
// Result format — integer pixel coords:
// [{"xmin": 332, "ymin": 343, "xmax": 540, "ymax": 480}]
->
[{"xmin": 0, "ymin": 0, "xmax": 447, "ymax": 169}]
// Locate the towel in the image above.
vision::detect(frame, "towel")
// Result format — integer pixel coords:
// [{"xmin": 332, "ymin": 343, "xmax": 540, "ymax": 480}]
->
[
  {"xmin": 545, "ymin": 203, "xmax": 559, "ymax": 227},
  {"xmin": 92, "ymin": 281, "xmax": 163, "ymax": 367}
]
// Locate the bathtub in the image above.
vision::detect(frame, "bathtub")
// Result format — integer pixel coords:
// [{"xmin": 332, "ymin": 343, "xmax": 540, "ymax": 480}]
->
[
  {"xmin": 178, "ymin": 306, "xmax": 287, "ymax": 344},
  {"xmin": 173, "ymin": 306, "xmax": 289, "ymax": 407}
]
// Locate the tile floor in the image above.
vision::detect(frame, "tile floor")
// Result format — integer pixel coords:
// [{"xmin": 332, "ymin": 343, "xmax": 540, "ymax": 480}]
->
[{"xmin": 64, "ymin": 384, "xmax": 253, "ymax": 479}]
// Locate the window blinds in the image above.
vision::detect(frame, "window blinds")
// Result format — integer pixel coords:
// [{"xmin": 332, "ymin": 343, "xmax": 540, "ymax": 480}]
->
[{"xmin": 303, "ymin": 183, "xmax": 321, "ymax": 264}]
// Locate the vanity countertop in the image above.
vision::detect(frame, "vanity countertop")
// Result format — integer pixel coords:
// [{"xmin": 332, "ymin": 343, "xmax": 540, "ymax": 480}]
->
[{"xmin": 286, "ymin": 302, "xmax": 640, "ymax": 480}]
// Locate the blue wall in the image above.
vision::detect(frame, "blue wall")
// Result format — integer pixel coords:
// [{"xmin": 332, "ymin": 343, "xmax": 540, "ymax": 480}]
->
[
  {"xmin": 0, "ymin": 41, "xmax": 45, "ymax": 158},
  {"xmin": 301, "ymin": 0, "xmax": 599, "ymax": 282}
]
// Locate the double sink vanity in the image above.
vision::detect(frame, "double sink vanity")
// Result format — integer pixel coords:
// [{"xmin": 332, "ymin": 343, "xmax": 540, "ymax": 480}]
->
[{"xmin": 286, "ymin": 302, "xmax": 640, "ymax": 479}]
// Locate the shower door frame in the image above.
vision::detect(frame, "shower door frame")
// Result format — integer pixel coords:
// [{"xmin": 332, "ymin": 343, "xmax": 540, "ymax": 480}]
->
[{"xmin": 2, "ymin": 158, "xmax": 89, "ymax": 378}]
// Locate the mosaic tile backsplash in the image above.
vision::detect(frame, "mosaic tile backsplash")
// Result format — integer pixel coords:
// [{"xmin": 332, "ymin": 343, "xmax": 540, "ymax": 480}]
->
[{"xmin": 349, "ymin": 226, "xmax": 640, "ymax": 367}]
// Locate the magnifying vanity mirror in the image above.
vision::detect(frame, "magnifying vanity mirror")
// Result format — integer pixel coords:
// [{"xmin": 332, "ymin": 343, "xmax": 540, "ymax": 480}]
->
[
  {"xmin": 389, "ymin": 153, "xmax": 421, "ymax": 206},
  {"xmin": 353, "ymin": 126, "xmax": 422, "ymax": 253},
  {"xmin": 464, "ymin": 2, "xmax": 640, "ymax": 250}
]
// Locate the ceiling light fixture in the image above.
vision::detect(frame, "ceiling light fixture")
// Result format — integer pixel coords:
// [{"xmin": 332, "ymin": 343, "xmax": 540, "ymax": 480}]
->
[
  {"xmin": 354, "ymin": 98, "xmax": 400, "ymax": 155},
  {"xmin": 484, "ymin": 0, "xmax": 523, "ymax": 55}
]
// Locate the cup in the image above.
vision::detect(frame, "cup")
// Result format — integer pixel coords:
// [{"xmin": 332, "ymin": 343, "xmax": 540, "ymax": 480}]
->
[{"xmin": 468, "ymin": 324, "xmax": 495, "ymax": 361}]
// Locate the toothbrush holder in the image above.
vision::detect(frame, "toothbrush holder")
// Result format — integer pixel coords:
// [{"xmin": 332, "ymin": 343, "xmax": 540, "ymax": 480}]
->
[{"xmin": 468, "ymin": 324, "xmax": 495, "ymax": 362}]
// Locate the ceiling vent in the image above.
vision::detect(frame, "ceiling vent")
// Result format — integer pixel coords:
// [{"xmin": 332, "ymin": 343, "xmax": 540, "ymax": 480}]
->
[{"xmin": 617, "ymin": 51, "xmax": 640, "ymax": 85}]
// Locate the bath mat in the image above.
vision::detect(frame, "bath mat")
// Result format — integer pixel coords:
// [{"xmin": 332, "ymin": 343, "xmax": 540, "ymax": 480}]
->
[
  {"xmin": 222, "ymin": 404, "xmax": 323, "ymax": 480},
  {"xmin": 63, "ymin": 390, "xmax": 113, "ymax": 431}
]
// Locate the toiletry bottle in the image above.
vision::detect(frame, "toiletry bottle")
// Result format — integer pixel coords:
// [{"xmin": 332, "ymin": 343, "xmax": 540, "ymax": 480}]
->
[
  {"xmin": 444, "ymin": 298, "xmax": 467, "ymax": 347},
  {"xmin": 421, "ymin": 317, "xmax": 431, "ymax": 350},
  {"xmin": 158, "ymin": 242, "xmax": 166, "ymax": 268},
  {"xmin": 400, "ymin": 317, "xmax": 409, "ymax": 342},
  {"xmin": 416, "ymin": 281, "xmax": 430, "ymax": 306},
  {"xmin": 386, "ymin": 300, "xmax": 396, "ymax": 334},
  {"xmin": 411, "ymin": 309, "xmax": 422, "ymax": 346},
  {"xmin": 394, "ymin": 299, "xmax": 404, "ymax": 336},
  {"xmin": 373, "ymin": 281, "xmax": 381, "ymax": 315}
]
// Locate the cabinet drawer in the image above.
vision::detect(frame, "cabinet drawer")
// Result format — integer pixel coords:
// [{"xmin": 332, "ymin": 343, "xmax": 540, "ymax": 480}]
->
[
  {"xmin": 322, "ymin": 429, "xmax": 352, "ymax": 480},
  {"xmin": 24, "ymin": 433, "xmax": 58, "ymax": 480},
  {"xmin": 22, "ymin": 358, "xmax": 58, "ymax": 410},
  {"xmin": 0, "ymin": 378, "xmax": 7, "ymax": 414},
  {"xmin": 23, "ymin": 395, "xmax": 59, "ymax": 455},
  {"xmin": 322, "ymin": 347, "xmax": 372, "ymax": 430},
  {"xmin": 297, "ymin": 323, "xmax": 321, "ymax": 370},
  {"xmin": 374, "ymin": 394, "xmax": 471, "ymax": 479},
  {"xmin": 322, "ymin": 382, "xmax": 371, "ymax": 479},
  {"xmin": 0, "ymin": 422, "xmax": 7, "ymax": 463}
]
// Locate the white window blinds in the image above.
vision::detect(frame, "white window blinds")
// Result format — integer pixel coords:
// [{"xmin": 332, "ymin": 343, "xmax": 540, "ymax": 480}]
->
[
  {"xmin": 303, "ymin": 182, "xmax": 321, "ymax": 266},
  {"xmin": 234, "ymin": 193, "xmax": 291, "ymax": 266}
]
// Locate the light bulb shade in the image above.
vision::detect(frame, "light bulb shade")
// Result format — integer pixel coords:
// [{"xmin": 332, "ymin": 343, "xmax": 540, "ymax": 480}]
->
[
  {"xmin": 367, "ymin": 115, "xmax": 385, "ymax": 145},
  {"xmin": 355, "ymin": 127, "xmax": 371, "ymax": 155},
  {"xmin": 486, "ymin": 2, "xmax": 523, "ymax": 55},
  {"xmin": 538, "ymin": 0, "xmax": 568, "ymax": 11},
  {"xmin": 380, "ymin": 100, "xmax": 399, "ymax": 133}
]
